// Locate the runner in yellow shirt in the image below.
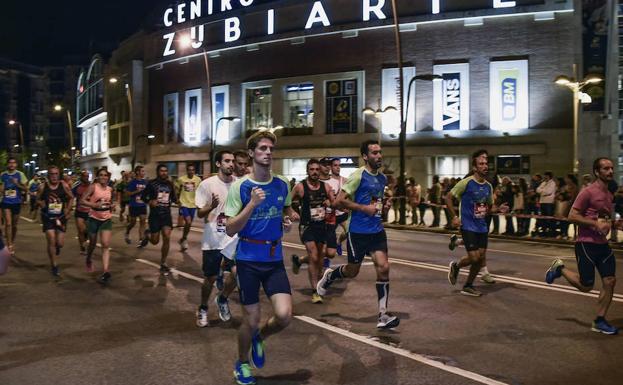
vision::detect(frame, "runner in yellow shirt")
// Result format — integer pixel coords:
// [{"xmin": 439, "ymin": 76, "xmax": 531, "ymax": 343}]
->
[{"xmin": 176, "ymin": 164, "xmax": 202, "ymax": 251}]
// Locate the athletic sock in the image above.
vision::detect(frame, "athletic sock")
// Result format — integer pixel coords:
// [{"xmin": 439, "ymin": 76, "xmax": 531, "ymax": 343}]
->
[
  {"xmin": 329, "ymin": 265, "xmax": 345, "ymax": 281},
  {"xmin": 199, "ymin": 304, "xmax": 208, "ymax": 310},
  {"xmin": 595, "ymin": 316, "xmax": 606, "ymax": 323},
  {"xmin": 481, "ymin": 266, "xmax": 490, "ymax": 275},
  {"xmin": 217, "ymin": 294, "xmax": 227, "ymax": 303},
  {"xmin": 376, "ymin": 280, "xmax": 389, "ymax": 314}
]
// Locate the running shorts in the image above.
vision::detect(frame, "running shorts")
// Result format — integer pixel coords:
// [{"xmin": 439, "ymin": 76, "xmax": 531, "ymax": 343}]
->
[
  {"xmin": 87, "ymin": 218, "xmax": 113, "ymax": 234},
  {"xmin": 299, "ymin": 223, "xmax": 327, "ymax": 244},
  {"xmin": 149, "ymin": 211, "xmax": 172, "ymax": 233},
  {"xmin": 1, "ymin": 203, "xmax": 21, "ymax": 216},
  {"xmin": 575, "ymin": 242, "xmax": 616, "ymax": 287},
  {"xmin": 461, "ymin": 229, "xmax": 488, "ymax": 252},
  {"xmin": 179, "ymin": 207, "xmax": 196, "ymax": 219},
  {"xmin": 346, "ymin": 230, "xmax": 388, "ymax": 264},
  {"xmin": 129, "ymin": 206, "xmax": 147, "ymax": 217},
  {"xmin": 236, "ymin": 260, "xmax": 291, "ymax": 306}
]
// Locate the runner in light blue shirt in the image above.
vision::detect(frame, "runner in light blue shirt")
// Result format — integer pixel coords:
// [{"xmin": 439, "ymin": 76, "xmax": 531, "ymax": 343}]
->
[{"xmin": 0, "ymin": 157, "xmax": 28, "ymax": 256}]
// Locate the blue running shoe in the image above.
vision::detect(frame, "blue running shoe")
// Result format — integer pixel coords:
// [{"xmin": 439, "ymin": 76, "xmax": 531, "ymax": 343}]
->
[
  {"xmin": 336, "ymin": 243, "xmax": 343, "ymax": 256},
  {"xmin": 545, "ymin": 258, "xmax": 564, "ymax": 284},
  {"xmin": 250, "ymin": 331, "xmax": 265, "ymax": 368},
  {"xmin": 323, "ymin": 257, "xmax": 331, "ymax": 269},
  {"xmin": 591, "ymin": 319, "xmax": 619, "ymax": 335},
  {"xmin": 234, "ymin": 361, "xmax": 256, "ymax": 385}
]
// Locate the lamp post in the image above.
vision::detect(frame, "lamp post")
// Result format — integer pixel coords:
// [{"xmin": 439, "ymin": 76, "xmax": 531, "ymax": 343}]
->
[
  {"xmin": 131, "ymin": 134, "xmax": 155, "ymax": 171},
  {"xmin": 8, "ymin": 120, "xmax": 24, "ymax": 152},
  {"xmin": 211, "ymin": 116, "xmax": 240, "ymax": 173},
  {"xmin": 553, "ymin": 70, "xmax": 603, "ymax": 174},
  {"xmin": 53, "ymin": 104, "xmax": 76, "ymax": 168}
]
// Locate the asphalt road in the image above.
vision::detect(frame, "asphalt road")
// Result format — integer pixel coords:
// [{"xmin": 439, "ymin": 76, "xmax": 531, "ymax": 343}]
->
[{"xmin": 0, "ymin": 212, "xmax": 622, "ymax": 385}]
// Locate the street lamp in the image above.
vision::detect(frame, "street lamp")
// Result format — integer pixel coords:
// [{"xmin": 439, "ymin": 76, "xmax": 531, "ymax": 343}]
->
[
  {"xmin": 362, "ymin": 106, "xmax": 398, "ymax": 143},
  {"xmin": 8, "ymin": 120, "xmax": 25, "ymax": 156},
  {"xmin": 131, "ymin": 134, "xmax": 155, "ymax": 170},
  {"xmin": 53, "ymin": 104, "xmax": 75, "ymax": 168},
  {"xmin": 553, "ymin": 71, "xmax": 604, "ymax": 174},
  {"xmin": 211, "ymin": 116, "xmax": 240, "ymax": 172}
]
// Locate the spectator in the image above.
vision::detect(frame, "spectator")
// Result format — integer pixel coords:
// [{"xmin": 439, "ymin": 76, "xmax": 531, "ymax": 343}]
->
[
  {"xmin": 442, "ymin": 177, "xmax": 453, "ymax": 229},
  {"xmin": 515, "ymin": 178, "xmax": 528, "ymax": 235},
  {"xmin": 561, "ymin": 174, "xmax": 579, "ymax": 239},
  {"xmin": 537, "ymin": 171, "xmax": 557, "ymax": 237},
  {"xmin": 486, "ymin": 172, "xmax": 501, "ymax": 234},
  {"xmin": 428, "ymin": 175, "xmax": 442, "ymax": 227},
  {"xmin": 406, "ymin": 177, "xmax": 422, "ymax": 225},
  {"xmin": 613, "ymin": 185, "xmax": 623, "ymax": 242}
]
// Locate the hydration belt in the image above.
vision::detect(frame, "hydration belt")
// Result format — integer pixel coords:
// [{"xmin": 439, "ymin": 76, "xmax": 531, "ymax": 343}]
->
[{"xmin": 240, "ymin": 237, "xmax": 280, "ymax": 257}]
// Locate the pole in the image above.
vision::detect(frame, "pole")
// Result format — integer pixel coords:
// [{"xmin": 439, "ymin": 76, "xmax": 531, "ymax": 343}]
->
[
  {"xmin": 573, "ymin": 86, "xmax": 579, "ymax": 174},
  {"xmin": 390, "ymin": 0, "xmax": 407, "ymax": 225},
  {"xmin": 66, "ymin": 109, "xmax": 74, "ymax": 168},
  {"xmin": 202, "ymin": 50, "xmax": 215, "ymax": 173}
]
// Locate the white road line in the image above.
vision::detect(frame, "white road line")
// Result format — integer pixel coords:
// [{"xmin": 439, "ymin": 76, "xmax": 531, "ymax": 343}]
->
[
  {"xmin": 135, "ymin": 258, "xmax": 508, "ymax": 385},
  {"xmin": 19, "ymin": 216, "xmax": 36, "ymax": 223}
]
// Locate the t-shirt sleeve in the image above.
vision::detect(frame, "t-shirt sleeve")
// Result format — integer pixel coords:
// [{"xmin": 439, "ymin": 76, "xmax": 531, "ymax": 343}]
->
[
  {"xmin": 572, "ymin": 188, "xmax": 590, "ymax": 213},
  {"xmin": 195, "ymin": 181, "xmax": 211, "ymax": 209},
  {"xmin": 143, "ymin": 182, "xmax": 154, "ymax": 202},
  {"xmin": 19, "ymin": 172, "xmax": 27, "ymax": 184},
  {"xmin": 276, "ymin": 175, "xmax": 292, "ymax": 207},
  {"xmin": 169, "ymin": 182, "xmax": 178, "ymax": 203},
  {"xmin": 451, "ymin": 178, "xmax": 469, "ymax": 199},
  {"xmin": 342, "ymin": 168, "xmax": 363, "ymax": 197},
  {"xmin": 224, "ymin": 180, "xmax": 243, "ymax": 217}
]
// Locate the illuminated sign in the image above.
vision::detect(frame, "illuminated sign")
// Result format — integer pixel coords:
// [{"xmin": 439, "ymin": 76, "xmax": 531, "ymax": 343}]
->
[
  {"xmin": 489, "ymin": 60, "xmax": 528, "ymax": 130},
  {"xmin": 159, "ymin": 0, "xmax": 569, "ymax": 58},
  {"xmin": 381, "ymin": 67, "xmax": 416, "ymax": 136},
  {"xmin": 184, "ymin": 89, "xmax": 202, "ymax": 145},
  {"xmin": 433, "ymin": 63, "xmax": 469, "ymax": 131}
]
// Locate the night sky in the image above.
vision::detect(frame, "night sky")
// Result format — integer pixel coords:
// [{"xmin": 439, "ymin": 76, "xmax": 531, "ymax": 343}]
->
[{"xmin": 0, "ymin": 0, "xmax": 163, "ymax": 66}]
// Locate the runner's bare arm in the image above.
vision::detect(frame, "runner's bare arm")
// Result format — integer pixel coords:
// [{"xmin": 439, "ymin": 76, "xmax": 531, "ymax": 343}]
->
[
  {"xmin": 335, "ymin": 190, "xmax": 376, "ymax": 216},
  {"xmin": 62, "ymin": 182, "xmax": 74, "ymax": 217},
  {"xmin": 79, "ymin": 184, "xmax": 96, "ymax": 209},
  {"xmin": 36, "ymin": 183, "xmax": 45, "ymax": 208},
  {"xmin": 568, "ymin": 206, "xmax": 610, "ymax": 234}
]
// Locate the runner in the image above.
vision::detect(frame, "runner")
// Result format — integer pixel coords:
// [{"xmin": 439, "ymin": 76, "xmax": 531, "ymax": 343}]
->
[
  {"xmin": 329, "ymin": 158, "xmax": 350, "ymax": 256},
  {"xmin": 28, "ymin": 175, "xmax": 41, "ymax": 220},
  {"xmin": 140, "ymin": 164, "xmax": 177, "ymax": 275},
  {"xmin": 545, "ymin": 157, "xmax": 619, "ymax": 335},
  {"xmin": 195, "ymin": 150, "xmax": 237, "ymax": 327},
  {"xmin": 176, "ymin": 164, "xmax": 202, "ymax": 251},
  {"xmin": 116, "ymin": 171, "xmax": 130, "ymax": 222},
  {"xmin": 233, "ymin": 149, "xmax": 250, "ymax": 178},
  {"xmin": 316, "ymin": 140, "xmax": 400, "ymax": 329},
  {"xmin": 290, "ymin": 159, "xmax": 334, "ymax": 304},
  {"xmin": 72, "ymin": 170, "xmax": 91, "ymax": 255},
  {"xmin": 80, "ymin": 168, "xmax": 115, "ymax": 283},
  {"xmin": 0, "ymin": 157, "xmax": 28, "ymax": 256},
  {"xmin": 225, "ymin": 131, "xmax": 299, "ymax": 385},
  {"xmin": 446, "ymin": 150, "xmax": 508, "ymax": 297},
  {"xmin": 37, "ymin": 166, "xmax": 73, "ymax": 277},
  {"xmin": 126, "ymin": 165, "xmax": 148, "ymax": 246}
]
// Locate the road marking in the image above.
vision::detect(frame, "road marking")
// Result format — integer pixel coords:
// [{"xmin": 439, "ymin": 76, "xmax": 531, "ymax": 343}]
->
[
  {"xmin": 135, "ymin": 258, "xmax": 508, "ymax": 385},
  {"xmin": 19, "ymin": 216, "xmax": 36, "ymax": 223}
]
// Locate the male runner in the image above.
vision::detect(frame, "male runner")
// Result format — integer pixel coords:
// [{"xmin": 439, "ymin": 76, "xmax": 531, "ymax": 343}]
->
[
  {"xmin": 28, "ymin": 175, "xmax": 41, "ymax": 220},
  {"xmin": 72, "ymin": 170, "xmax": 91, "ymax": 255},
  {"xmin": 330, "ymin": 157, "xmax": 350, "ymax": 255},
  {"xmin": 140, "ymin": 164, "xmax": 177, "ymax": 275},
  {"xmin": 0, "ymin": 157, "xmax": 28, "ymax": 256},
  {"xmin": 225, "ymin": 131, "xmax": 299, "ymax": 385},
  {"xmin": 126, "ymin": 165, "xmax": 148, "ymax": 246},
  {"xmin": 116, "ymin": 171, "xmax": 130, "ymax": 222},
  {"xmin": 195, "ymin": 150, "xmax": 237, "ymax": 326},
  {"xmin": 446, "ymin": 150, "xmax": 508, "ymax": 296},
  {"xmin": 176, "ymin": 164, "xmax": 202, "ymax": 251},
  {"xmin": 546, "ymin": 157, "xmax": 619, "ymax": 334},
  {"xmin": 290, "ymin": 159, "xmax": 334, "ymax": 303},
  {"xmin": 316, "ymin": 140, "xmax": 399, "ymax": 329},
  {"xmin": 233, "ymin": 149, "xmax": 250, "ymax": 178},
  {"xmin": 81, "ymin": 168, "xmax": 115, "ymax": 283},
  {"xmin": 37, "ymin": 166, "xmax": 73, "ymax": 277}
]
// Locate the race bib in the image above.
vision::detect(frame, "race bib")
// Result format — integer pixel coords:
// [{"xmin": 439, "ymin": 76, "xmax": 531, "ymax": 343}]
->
[
  {"xmin": 135, "ymin": 195, "xmax": 143, "ymax": 204},
  {"xmin": 184, "ymin": 182, "xmax": 195, "ymax": 192},
  {"xmin": 157, "ymin": 191, "xmax": 170, "ymax": 205},
  {"xmin": 4, "ymin": 189, "xmax": 17, "ymax": 198},
  {"xmin": 474, "ymin": 202, "xmax": 487, "ymax": 219},
  {"xmin": 216, "ymin": 212, "xmax": 227, "ymax": 233},
  {"xmin": 310, "ymin": 206, "xmax": 326, "ymax": 222},
  {"xmin": 374, "ymin": 198, "xmax": 383, "ymax": 218},
  {"xmin": 48, "ymin": 202, "xmax": 63, "ymax": 215}
]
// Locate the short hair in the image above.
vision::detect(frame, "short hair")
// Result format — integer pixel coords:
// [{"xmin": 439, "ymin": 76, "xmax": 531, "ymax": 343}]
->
[
  {"xmin": 233, "ymin": 149, "xmax": 249, "ymax": 159},
  {"xmin": 156, "ymin": 164, "xmax": 168, "ymax": 173},
  {"xmin": 134, "ymin": 165, "xmax": 144, "ymax": 173},
  {"xmin": 48, "ymin": 165, "xmax": 59, "ymax": 172},
  {"xmin": 186, "ymin": 163, "xmax": 196, "ymax": 170},
  {"xmin": 97, "ymin": 168, "xmax": 111, "ymax": 177},
  {"xmin": 307, "ymin": 158, "xmax": 320, "ymax": 170},
  {"xmin": 360, "ymin": 140, "xmax": 379, "ymax": 156},
  {"xmin": 593, "ymin": 157, "xmax": 613, "ymax": 177},
  {"xmin": 247, "ymin": 130, "xmax": 277, "ymax": 151},
  {"xmin": 544, "ymin": 171, "xmax": 553, "ymax": 178},
  {"xmin": 7, "ymin": 157, "xmax": 16, "ymax": 163},
  {"xmin": 215, "ymin": 150, "xmax": 234, "ymax": 164},
  {"xmin": 471, "ymin": 149, "xmax": 488, "ymax": 166}
]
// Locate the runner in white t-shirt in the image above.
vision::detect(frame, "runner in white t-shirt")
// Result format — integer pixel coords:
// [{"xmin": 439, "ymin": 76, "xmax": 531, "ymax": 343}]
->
[{"xmin": 194, "ymin": 150, "xmax": 237, "ymax": 327}]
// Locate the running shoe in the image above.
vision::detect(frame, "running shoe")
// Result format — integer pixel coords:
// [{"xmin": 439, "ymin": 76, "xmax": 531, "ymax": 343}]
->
[
  {"xmin": 460, "ymin": 285, "xmax": 482, "ymax": 297},
  {"xmin": 250, "ymin": 331, "xmax": 265, "ymax": 369},
  {"xmin": 85, "ymin": 258, "xmax": 94, "ymax": 273},
  {"xmin": 311, "ymin": 292, "xmax": 323, "ymax": 304},
  {"xmin": 316, "ymin": 268, "xmax": 334, "ymax": 296},
  {"xmin": 377, "ymin": 312, "xmax": 400, "ymax": 329},
  {"xmin": 196, "ymin": 306, "xmax": 208, "ymax": 327},
  {"xmin": 160, "ymin": 264, "xmax": 171, "ymax": 276},
  {"xmin": 51, "ymin": 265, "xmax": 60, "ymax": 277},
  {"xmin": 448, "ymin": 261, "xmax": 459, "ymax": 285},
  {"xmin": 215, "ymin": 295, "xmax": 232, "ymax": 322},
  {"xmin": 291, "ymin": 254, "xmax": 301, "ymax": 275},
  {"xmin": 591, "ymin": 319, "xmax": 619, "ymax": 335},
  {"xmin": 448, "ymin": 234, "xmax": 458, "ymax": 251},
  {"xmin": 545, "ymin": 258, "xmax": 564, "ymax": 284},
  {"xmin": 124, "ymin": 234, "xmax": 131, "ymax": 245},
  {"xmin": 480, "ymin": 273, "xmax": 496, "ymax": 284},
  {"xmin": 138, "ymin": 230, "xmax": 149, "ymax": 248},
  {"xmin": 323, "ymin": 257, "xmax": 331, "ymax": 269},
  {"xmin": 98, "ymin": 272, "xmax": 111, "ymax": 284},
  {"xmin": 336, "ymin": 243, "xmax": 343, "ymax": 256},
  {"xmin": 234, "ymin": 361, "xmax": 256, "ymax": 385}
]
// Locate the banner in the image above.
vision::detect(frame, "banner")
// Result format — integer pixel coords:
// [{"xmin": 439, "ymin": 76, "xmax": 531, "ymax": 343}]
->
[
  {"xmin": 326, "ymin": 79, "xmax": 358, "ymax": 134},
  {"xmin": 212, "ymin": 85, "xmax": 230, "ymax": 143},
  {"xmin": 184, "ymin": 89, "xmax": 202, "ymax": 145},
  {"xmin": 433, "ymin": 63, "xmax": 469, "ymax": 131},
  {"xmin": 381, "ymin": 67, "xmax": 416, "ymax": 136},
  {"xmin": 489, "ymin": 60, "xmax": 529, "ymax": 130},
  {"xmin": 164, "ymin": 93, "xmax": 180, "ymax": 144},
  {"xmin": 582, "ymin": 0, "xmax": 609, "ymax": 111}
]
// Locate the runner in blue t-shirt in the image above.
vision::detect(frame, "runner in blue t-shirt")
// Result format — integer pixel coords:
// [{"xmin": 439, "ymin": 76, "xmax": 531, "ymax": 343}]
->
[
  {"xmin": 225, "ymin": 131, "xmax": 299, "ymax": 385},
  {"xmin": 0, "ymin": 157, "xmax": 28, "ymax": 256},
  {"xmin": 446, "ymin": 150, "xmax": 508, "ymax": 297},
  {"xmin": 316, "ymin": 140, "xmax": 399, "ymax": 330},
  {"xmin": 125, "ymin": 165, "xmax": 148, "ymax": 246}
]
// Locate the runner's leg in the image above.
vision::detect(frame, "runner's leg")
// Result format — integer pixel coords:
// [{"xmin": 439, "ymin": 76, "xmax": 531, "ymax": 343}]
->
[
  {"xmin": 160, "ymin": 227, "xmax": 171, "ymax": 265},
  {"xmin": 259, "ymin": 293, "xmax": 292, "ymax": 340},
  {"xmin": 100, "ymin": 229, "xmax": 112, "ymax": 272}
]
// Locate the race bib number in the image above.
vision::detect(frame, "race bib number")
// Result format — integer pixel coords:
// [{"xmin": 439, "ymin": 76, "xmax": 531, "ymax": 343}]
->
[
  {"xmin": 310, "ymin": 206, "xmax": 326, "ymax": 222},
  {"xmin": 135, "ymin": 195, "xmax": 143, "ymax": 204},
  {"xmin": 157, "ymin": 191, "xmax": 170, "ymax": 206},
  {"xmin": 184, "ymin": 182, "xmax": 195, "ymax": 192},
  {"xmin": 48, "ymin": 202, "xmax": 63, "ymax": 215},
  {"xmin": 216, "ymin": 212, "xmax": 227, "ymax": 233},
  {"xmin": 4, "ymin": 189, "xmax": 17, "ymax": 198},
  {"xmin": 474, "ymin": 202, "xmax": 487, "ymax": 219}
]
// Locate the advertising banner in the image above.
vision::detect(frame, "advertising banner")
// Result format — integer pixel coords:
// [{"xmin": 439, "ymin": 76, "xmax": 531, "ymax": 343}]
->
[
  {"xmin": 184, "ymin": 89, "xmax": 202, "ymax": 145},
  {"xmin": 164, "ymin": 93, "xmax": 180, "ymax": 143},
  {"xmin": 211, "ymin": 85, "xmax": 230, "ymax": 143},
  {"xmin": 326, "ymin": 79, "xmax": 358, "ymax": 134},
  {"xmin": 433, "ymin": 63, "xmax": 469, "ymax": 131},
  {"xmin": 489, "ymin": 60, "xmax": 529, "ymax": 130},
  {"xmin": 381, "ymin": 67, "xmax": 416, "ymax": 136}
]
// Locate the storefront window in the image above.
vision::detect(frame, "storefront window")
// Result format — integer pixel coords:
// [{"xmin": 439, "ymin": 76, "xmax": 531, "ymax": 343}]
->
[
  {"xmin": 245, "ymin": 87, "xmax": 272, "ymax": 131},
  {"xmin": 283, "ymin": 83, "xmax": 313, "ymax": 134}
]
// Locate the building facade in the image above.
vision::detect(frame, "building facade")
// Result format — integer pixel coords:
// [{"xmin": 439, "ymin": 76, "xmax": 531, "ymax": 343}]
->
[{"xmin": 78, "ymin": 0, "xmax": 619, "ymax": 186}]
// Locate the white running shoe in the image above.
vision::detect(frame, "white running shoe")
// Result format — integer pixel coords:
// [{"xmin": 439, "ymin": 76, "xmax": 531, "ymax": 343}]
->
[
  {"xmin": 316, "ymin": 268, "xmax": 334, "ymax": 296},
  {"xmin": 480, "ymin": 273, "xmax": 496, "ymax": 284},
  {"xmin": 196, "ymin": 307, "xmax": 208, "ymax": 327},
  {"xmin": 215, "ymin": 296, "xmax": 232, "ymax": 322},
  {"xmin": 377, "ymin": 312, "xmax": 400, "ymax": 329}
]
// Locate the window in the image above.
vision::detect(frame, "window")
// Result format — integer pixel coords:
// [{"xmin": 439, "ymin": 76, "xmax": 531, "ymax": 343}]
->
[
  {"xmin": 431, "ymin": 156, "xmax": 469, "ymax": 182},
  {"xmin": 283, "ymin": 83, "xmax": 313, "ymax": 134},
  {"xmin": 245, "ymin": 87, "xmax": 272, "ymax": 131}
]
